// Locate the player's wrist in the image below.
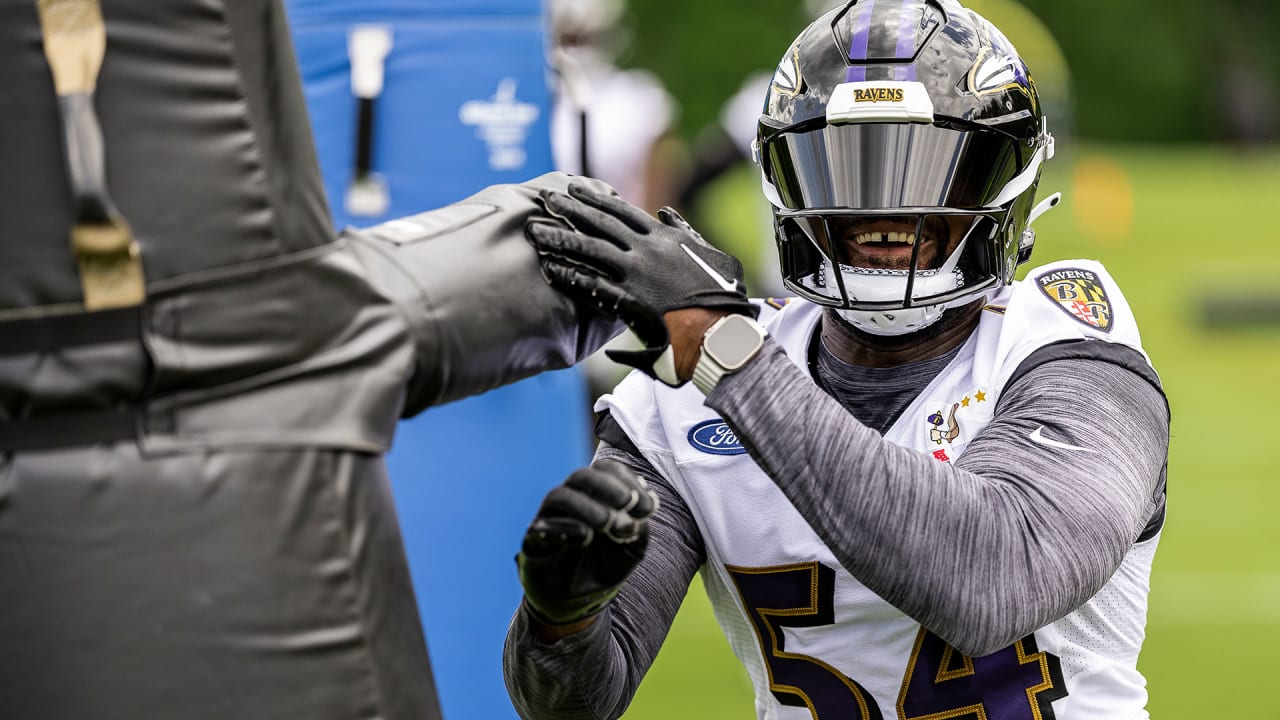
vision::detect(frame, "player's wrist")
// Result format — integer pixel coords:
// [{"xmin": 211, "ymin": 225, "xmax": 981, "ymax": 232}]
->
[
  {"xmin": 523, "ymin": 598, "xmax": 600, "ymax": 643},
  {"xmin": 519, "ymin": 597, "xmax": 599, "ymax": 640},
  {"xmin": 663, "ymin": 308, "xmax": 731, "ymax": 382}
]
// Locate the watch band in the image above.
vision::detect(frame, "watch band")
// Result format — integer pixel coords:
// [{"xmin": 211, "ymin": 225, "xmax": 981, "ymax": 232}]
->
[
  {"xmin": 692, "ymin": 314, "xmax": 766, "ymax": 394},
  {"xmin": 692, "ymin": 351, "xmax": 731, "ymax": 395}
]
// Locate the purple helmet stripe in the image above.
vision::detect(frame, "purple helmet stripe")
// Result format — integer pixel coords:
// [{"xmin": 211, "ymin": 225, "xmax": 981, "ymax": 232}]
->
[
  {"xmin": 845, "ymin": 0, "xmax": 877, "ymax": 83},
  {"xmin": 894, "ymin": 0, "xmax": 920, "ymax": 80}
]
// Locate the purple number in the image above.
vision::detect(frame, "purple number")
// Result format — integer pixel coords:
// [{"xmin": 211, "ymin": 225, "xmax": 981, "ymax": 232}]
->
[
  {"xmin": 728, "ymin": 563, "xmax": 1069, "ymax": 720},
  {"xmin": 898, "ymin": 629, "xmax": 1066, "ymax": 720},
  {"xmin": 727, "ymin": 562, "xmax": 883, "ymax": 720}
]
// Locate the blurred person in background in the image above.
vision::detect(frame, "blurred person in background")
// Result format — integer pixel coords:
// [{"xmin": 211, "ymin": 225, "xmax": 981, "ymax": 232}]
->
[
  {"xmin": 507, "ymin": 1, "xmax": 1170, "ymax": 718},
  {"xmin": 674, "ymin": 69, "xmax": 787, "ymax": 297},
  {"xmin": 549, "ymin": 0, "xmax": 689, "ymax": 400},
  {"xmin": 549, "ymin": 0, "xmax": 683, "ymax": 212},
  {"xmin": 676, "ymin": 0, "xmax": 844, "ymax": 216},
  {"xmin": 0, "ymin": 2, "xmax": 619, "ymax": 719}
]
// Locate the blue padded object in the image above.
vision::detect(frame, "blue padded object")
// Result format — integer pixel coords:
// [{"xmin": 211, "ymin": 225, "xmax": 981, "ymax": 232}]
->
[
  {"xmin": 288, "ymin": 0, "xmax": 541, "ymax": 24},
  {"xmin": 289, "ymin": 3, "xmax": 591, "ymax": 718},
  {"xmin": 385, "ymin": 370, "xmax": 591, "ymax": 717},
  {"xmin": 291, "ymin": 16, "xmax": 554, "ymax": 229}
]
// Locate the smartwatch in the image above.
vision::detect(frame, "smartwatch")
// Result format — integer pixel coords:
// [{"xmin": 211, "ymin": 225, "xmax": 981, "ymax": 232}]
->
[{"xmin": 692, "ymin": 314, "xmax": 767, "ymax": 394}]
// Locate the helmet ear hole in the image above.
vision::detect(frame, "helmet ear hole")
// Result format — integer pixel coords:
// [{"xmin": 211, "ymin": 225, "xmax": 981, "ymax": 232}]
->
[{"xmin": 1017, "ymin": 229, "xmax": 1035, "ymax": 265}]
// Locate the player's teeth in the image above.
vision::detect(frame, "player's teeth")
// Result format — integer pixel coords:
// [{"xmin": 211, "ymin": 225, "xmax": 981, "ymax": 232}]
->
[{"xmin": 854, "ymin": 232, "xmax": 917, "ymax": 245}]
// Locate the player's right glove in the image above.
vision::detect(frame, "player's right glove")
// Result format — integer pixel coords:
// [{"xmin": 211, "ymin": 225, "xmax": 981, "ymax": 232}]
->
[
  {"xmin": 526, "ymin": 182, "xmax": 757, "ymax": 386},
  {"xmin": 517, "ymin": 459, "xmax": 658, "ymax": 626}
]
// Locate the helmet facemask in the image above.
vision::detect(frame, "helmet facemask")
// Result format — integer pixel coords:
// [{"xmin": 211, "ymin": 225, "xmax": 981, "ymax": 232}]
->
[{"xmin": 778, "ymin": 210, "xmax": 1005, "ymax": 334}]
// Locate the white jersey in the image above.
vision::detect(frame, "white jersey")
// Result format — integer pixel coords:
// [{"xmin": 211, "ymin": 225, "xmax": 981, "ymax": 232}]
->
[{"xmin": 598, "ymin": 260, "xmax": 1159, "ymax": 720}]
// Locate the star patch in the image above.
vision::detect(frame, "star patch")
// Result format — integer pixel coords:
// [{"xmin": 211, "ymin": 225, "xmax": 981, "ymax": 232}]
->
[{"xmin": 1035, "ymin": 267, "xmax": 1113, "ymax": 332}]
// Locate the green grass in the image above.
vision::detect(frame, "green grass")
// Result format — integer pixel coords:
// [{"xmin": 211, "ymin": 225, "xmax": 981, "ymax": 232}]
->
[{"xmin": 621, "ymin": 144, "xmax": 1280, "ymax": 719}]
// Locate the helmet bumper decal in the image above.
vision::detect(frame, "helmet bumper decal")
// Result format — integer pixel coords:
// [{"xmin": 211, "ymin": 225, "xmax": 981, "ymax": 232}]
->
[{"xmin": 826, "ymin": 81, "xmax": 934, "ymax": 124}]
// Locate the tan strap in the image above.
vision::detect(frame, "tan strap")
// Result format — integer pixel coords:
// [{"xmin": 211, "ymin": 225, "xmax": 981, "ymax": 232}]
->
[
  {"xmin": 71, "ymin": 217, "xmax": 145, "ymax": 308},
  {"xmin": 35, "ymin": 0, "xmax": 146, "ymax": 311},
  {"xmin": 35, "ymin": 0, "xmax": 107, "ymax": 95}
]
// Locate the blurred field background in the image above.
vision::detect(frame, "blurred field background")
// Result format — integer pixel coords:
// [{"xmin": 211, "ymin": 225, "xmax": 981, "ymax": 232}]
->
[{"xmin": 571, "ymin": 0, "xmax": 1280, "ymax": 717}]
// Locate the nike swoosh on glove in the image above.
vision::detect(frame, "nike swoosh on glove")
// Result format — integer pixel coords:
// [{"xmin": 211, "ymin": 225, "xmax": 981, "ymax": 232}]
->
[{"xmin": 526, "ymin": 182, "xmax": 757, "ymax": 386}]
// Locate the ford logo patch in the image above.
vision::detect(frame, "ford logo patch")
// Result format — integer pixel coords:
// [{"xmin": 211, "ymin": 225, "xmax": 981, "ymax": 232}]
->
[{"xmin": 687, "ymin": 420, "xmax": 747, "ymax": 456}]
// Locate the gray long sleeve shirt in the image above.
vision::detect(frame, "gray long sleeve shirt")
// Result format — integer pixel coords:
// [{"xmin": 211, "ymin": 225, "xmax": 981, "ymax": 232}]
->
[{"xmin": 505, "ymin": 334, "xmax": 1169, "ymax": 720}]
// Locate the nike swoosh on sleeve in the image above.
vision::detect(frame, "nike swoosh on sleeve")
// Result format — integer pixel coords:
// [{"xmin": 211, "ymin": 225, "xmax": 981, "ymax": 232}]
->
[
  {"xmin": 1028, "ymin": 426, "xmax": 1095, "ymax": 453},
  {"xmin": 680, "ymin": 244, "xmax": 738, "ymax": 292}
]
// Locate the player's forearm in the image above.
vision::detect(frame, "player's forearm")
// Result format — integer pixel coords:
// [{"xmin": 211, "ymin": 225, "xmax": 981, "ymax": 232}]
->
[
  {"xmin": 706, "ymin": 341, "xmax": 1168, "ymax": 656},
  {"xmin": 504, "ymin": 446, "xmax": 704, "ymax": 719},
  {"xmin": 504, "ymin": 547, "xmax": 691, "ymax": 720},
  {"xmin": 504, "ymin": 604, "xmax": 636, "ymax": 720}
]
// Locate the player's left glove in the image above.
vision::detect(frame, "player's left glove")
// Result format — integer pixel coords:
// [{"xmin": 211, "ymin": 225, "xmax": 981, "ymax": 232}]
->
[
  {"xmin": 517, "ymin": 459, "xmax": 658, "ymax": 626},
  {"xmin": 526, "ymin": 182, "xmax": 757, "ymax": 386}
]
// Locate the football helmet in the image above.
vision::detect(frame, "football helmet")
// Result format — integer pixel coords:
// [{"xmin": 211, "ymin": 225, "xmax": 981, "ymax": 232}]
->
[
  {"xmin": 755, "ymin": 0, "xmax": 1058, "ymax": 335},
  {"xmin": 549, "ymin": 0, "xmax": 625, "ymax": 47}
]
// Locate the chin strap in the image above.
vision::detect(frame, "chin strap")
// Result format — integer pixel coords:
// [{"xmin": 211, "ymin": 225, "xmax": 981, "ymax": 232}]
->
[{"xmin": 835, "ymin": 305, "xmax": 944, "ymax": 336}]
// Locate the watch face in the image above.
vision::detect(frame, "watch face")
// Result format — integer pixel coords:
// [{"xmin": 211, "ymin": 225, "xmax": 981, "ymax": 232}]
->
[{"xmin": 705, "ymin": 315, "xmax": 764, "ymax": 369}]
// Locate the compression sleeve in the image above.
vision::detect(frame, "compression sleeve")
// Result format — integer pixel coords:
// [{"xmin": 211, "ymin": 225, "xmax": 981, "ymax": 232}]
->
[
  {"xmin": 503, "ymin": 444, "xmax": 706, "ymax": 720},
  {"xmin": 705, "ymin": 339, "xmax": 1169, "ymax": 657}
]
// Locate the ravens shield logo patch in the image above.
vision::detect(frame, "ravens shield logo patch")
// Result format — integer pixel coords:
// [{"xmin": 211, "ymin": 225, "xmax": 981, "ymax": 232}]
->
[{"xmin": 1036, "ymin": 268, "xmax": 1113, "ymax": 332}]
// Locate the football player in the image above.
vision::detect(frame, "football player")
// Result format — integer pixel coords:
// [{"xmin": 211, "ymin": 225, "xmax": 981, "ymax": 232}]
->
[{"xmin": 506, "ymin": 1, "xmax": 1170, "ymax": 719}]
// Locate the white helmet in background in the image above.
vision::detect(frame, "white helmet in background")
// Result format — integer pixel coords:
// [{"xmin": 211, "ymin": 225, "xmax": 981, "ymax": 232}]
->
[{"xmin": 549, "ymin": 0, "xmax": 626, "ymax": 47}]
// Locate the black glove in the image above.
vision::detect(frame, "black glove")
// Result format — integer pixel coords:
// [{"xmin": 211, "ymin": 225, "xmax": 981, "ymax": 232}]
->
[
  {"xmin": 517, "ymin": 459, "xmax": 658, "ymax": 626},
  {"xmin": 526, "ymin": 182, "xmax": 757, "ymax": 386}
]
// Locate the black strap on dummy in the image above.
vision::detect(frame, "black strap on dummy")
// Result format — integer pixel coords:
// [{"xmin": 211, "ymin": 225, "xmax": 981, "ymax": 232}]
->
[
  {"xmin": 0, "ymin": 305, "xmax": 140, "ymax": 356},
  {"xmin": 0, "ymin": 407, "xmax": 137, "ymax": 451},
  {"xmin": 344, "ymin": 25, "xmax": 392, "ymax": 217}
]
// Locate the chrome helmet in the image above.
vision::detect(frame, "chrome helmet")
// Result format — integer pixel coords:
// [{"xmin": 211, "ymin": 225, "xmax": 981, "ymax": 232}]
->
[{"xmin": 755, "ymin": 0, "xmax": 1058, "ymax": 335}]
